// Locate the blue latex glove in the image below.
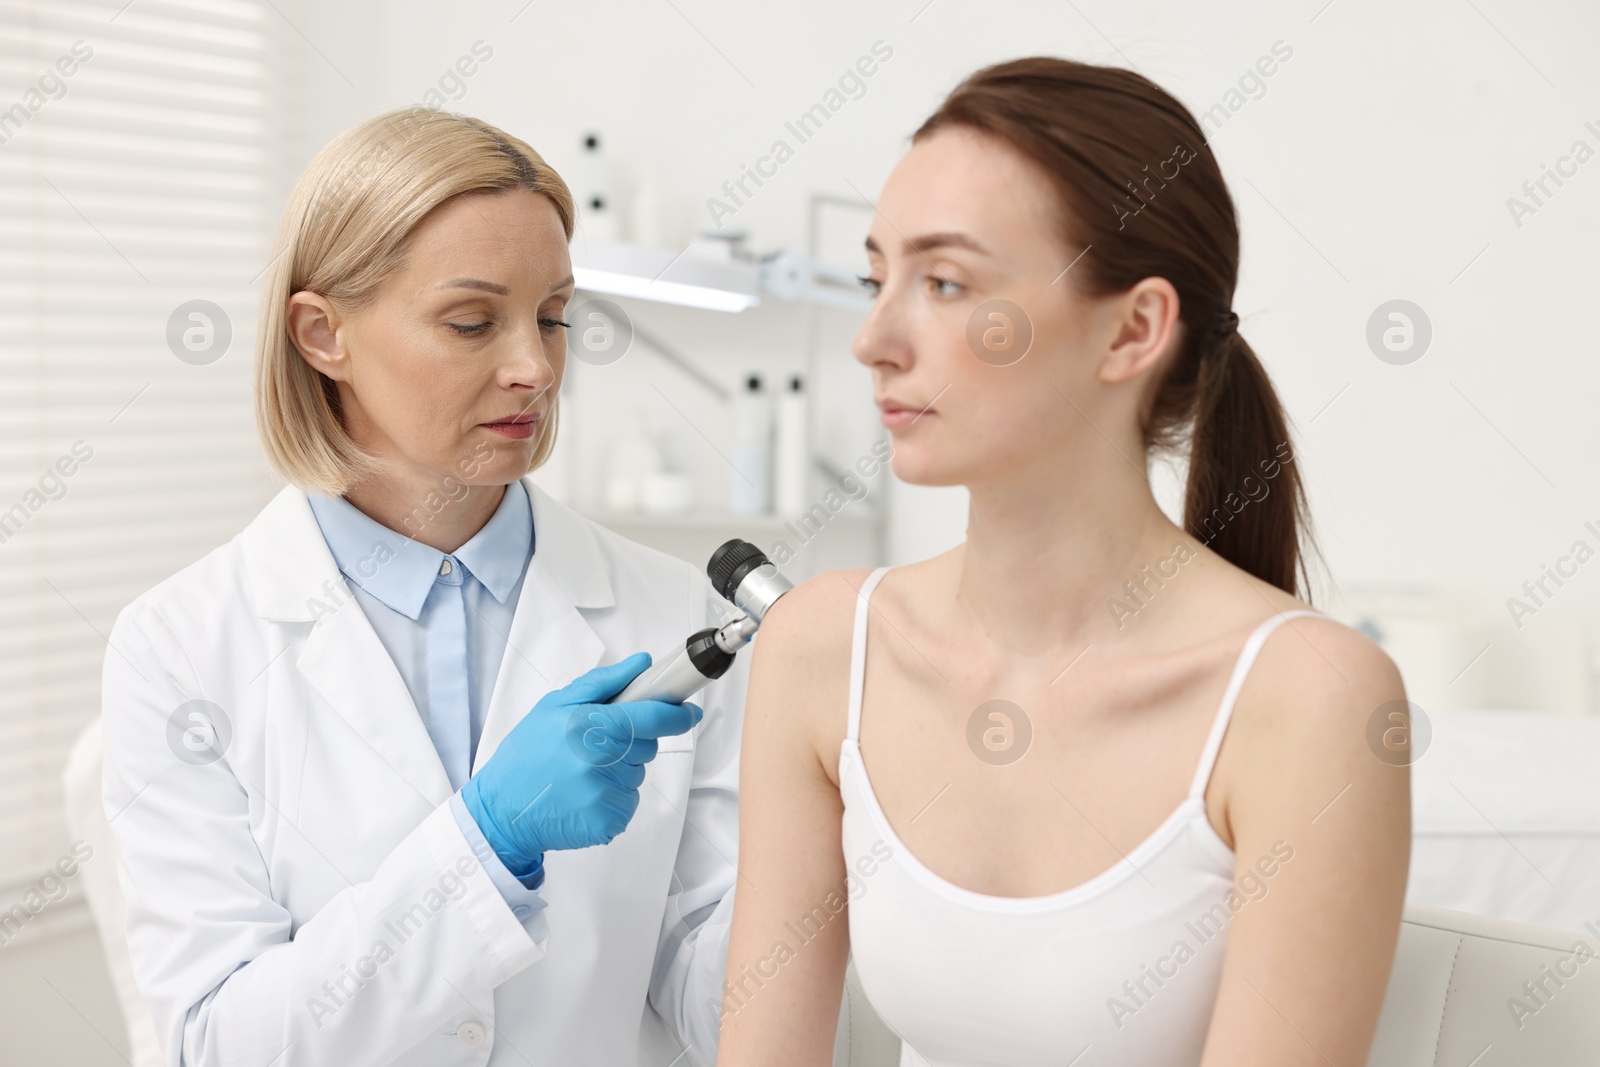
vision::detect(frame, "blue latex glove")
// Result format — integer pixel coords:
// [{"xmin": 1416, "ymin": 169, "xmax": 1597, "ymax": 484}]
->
[{"xmin": 461, "ymin": 651, "xmax": 703, "ymax": 880}]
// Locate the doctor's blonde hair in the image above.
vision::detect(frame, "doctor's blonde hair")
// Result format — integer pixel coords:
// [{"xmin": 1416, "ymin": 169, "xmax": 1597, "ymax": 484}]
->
[{"xmin": 255, "ymin": 108, "xmax": 575, "ymax": 496}]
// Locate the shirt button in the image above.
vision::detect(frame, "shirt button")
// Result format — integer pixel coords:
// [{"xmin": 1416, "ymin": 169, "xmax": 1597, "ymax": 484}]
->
[
  {"xmin": 439, "ymin": 558, "xmax": 453, "ymax": 576},
  {"xmin": 513, "ymin": 904, "xmax": 531, "ymax": 919},
  {"xmin": 456, "ymin": 1020, "xmax": 486, "ymax": 1048}
]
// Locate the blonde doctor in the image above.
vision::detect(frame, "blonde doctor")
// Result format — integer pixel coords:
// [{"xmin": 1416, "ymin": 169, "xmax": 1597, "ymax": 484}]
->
[{"xmin": 100, "ymin": 109, "xmax": 745, "ymax": 1067}]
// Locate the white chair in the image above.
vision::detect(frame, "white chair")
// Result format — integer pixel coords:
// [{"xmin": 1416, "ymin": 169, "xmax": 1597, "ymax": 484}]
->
[
  {"xmin": 1367, "ymin": 903, "xmax": 1599, "ymax": 1065},
  {"xmin": 61, "ymin": 717, "xmax": 165, "ymax": 1067}
]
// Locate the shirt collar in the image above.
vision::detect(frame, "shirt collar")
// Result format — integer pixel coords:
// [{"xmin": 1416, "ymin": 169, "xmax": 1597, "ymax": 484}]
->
[{"xmin": 306, "ymin": 479, "xmax": 533, "ymax": 621}]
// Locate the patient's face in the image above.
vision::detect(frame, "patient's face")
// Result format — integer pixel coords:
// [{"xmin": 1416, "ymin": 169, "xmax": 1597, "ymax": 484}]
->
[
  {"xmin": 853, "ymin": 125, "xmax": 1115, "ymax": 489},
  {"xmin": 316, "ymin": 188, "xmax": 574, "ymax": 491}
]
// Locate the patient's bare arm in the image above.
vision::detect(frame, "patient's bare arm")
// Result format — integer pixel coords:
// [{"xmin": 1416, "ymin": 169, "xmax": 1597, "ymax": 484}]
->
[
  {"xmin": 716, "ymin": 575, "xmax": 859, "ymax": 1067},
  {"xmin": 1199, "ymin": 618, "xmax": 1411, "ymax": 1067}
]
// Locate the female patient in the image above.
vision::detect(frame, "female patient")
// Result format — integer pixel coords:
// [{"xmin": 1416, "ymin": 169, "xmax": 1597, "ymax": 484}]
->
[{"xmin": 717, "ymin": 58, "xmax": 1409, "ymax": 1067}]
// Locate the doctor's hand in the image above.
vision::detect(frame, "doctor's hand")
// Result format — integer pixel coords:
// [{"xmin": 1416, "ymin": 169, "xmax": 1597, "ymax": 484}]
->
[{"xmin": 460, "ymin": 651, "xmax": 703, "ymax": 879}]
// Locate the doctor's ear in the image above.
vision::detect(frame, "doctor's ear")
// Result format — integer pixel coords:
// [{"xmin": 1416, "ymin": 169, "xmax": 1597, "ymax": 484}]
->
[
  {"xmin": 1096, "ymin": 275, "xmax": 1181, "ymax": 386},
  {"xmin": 285, "ymin": 291, "xmax": 351, "ymax": 381}
]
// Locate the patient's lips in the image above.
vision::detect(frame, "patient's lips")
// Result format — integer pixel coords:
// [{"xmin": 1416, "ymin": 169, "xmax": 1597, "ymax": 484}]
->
[{"xmin": 878, "ymin": 396, "xmax": 933, "ymax": 430}]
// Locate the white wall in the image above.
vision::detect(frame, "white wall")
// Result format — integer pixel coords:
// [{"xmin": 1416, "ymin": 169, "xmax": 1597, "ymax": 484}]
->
[{"xmin": 281, "ymin": 0, "xmax": 1600, "ymax": 712}]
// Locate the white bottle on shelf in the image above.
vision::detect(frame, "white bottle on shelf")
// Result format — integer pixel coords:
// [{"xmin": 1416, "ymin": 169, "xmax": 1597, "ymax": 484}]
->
[
  {"xmin": 726, "ymin": 373, "xmax": 772, "ymax": 515},
  {"xmin": 773, "ymin": 374, "xmax": 808, "ymax": 516}
]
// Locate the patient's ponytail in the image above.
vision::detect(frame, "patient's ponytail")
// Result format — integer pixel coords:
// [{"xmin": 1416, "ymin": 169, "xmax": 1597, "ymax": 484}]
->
[
  {"xmin": 1184, "ymin": 326, "xmax": 1308, "ymax": 595},
  {"xmin": 916, "ymin": 57, "xmax": 1315, "ymax": 597}
]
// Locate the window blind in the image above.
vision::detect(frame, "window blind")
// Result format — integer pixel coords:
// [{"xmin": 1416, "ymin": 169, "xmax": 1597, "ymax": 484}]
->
[{"xmin": 0, "ymin": 0, "xmax": 282, "ymax": 892}]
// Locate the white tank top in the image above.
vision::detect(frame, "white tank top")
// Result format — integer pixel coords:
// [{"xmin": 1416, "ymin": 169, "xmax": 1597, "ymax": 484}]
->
[{"xmin": 839, "ymin": 565, "xmax": 1328, "ymax": 1067}]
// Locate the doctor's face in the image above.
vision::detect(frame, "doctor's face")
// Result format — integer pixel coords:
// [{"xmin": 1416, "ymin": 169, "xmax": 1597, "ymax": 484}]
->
[
  {"xmin": 297, "ymin": 187, "xmax": 574, "ymax": 493},
  {"xmin": 853, "ymin": 126, "xmax": 1128, "ymax": 490}
]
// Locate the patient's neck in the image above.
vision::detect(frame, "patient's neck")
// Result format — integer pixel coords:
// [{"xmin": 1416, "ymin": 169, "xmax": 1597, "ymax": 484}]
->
[{"xmin": 956, "ymin": 451, "xmax": 1181, "ymax": 656}]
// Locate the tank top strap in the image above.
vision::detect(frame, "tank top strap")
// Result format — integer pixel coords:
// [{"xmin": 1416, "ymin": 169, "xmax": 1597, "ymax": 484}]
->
[
  {"xmin": 846, "ymin": 566, "xmax": 895, "ymax": 744},
  {"xmin": 1186, "ymin": 608, "xmax": 1331, "ymax": 801}
]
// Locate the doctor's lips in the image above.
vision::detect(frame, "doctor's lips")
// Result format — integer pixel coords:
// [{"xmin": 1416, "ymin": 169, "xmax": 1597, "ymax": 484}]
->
[
  {"xmin": 480, "ymin": 412, "xmax": 540, "ymax": 440},
  {"xmin": 877, "ymin": 396, "xmax": 934, "ymax": 430}
]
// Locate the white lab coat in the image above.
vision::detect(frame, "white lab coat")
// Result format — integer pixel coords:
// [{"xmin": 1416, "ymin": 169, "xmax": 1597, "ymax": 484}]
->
[{"xmin": 99, "ymin": 475, "xmax": 746, "ymax": 1067}]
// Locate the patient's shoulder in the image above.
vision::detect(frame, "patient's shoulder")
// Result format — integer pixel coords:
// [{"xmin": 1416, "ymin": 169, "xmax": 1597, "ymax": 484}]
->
[
  {"xmin": 748, "ymin": 567, "xmax": 879, "ymax": 783},
  {"xmin": 752, "ymin": 566, "xmax": 877, "ymax": 685},
  {"xmin": 1230, "ymin": 610, "xmax": 1405, "ymax": 773},
  {"xmin": 1253, "ymin": 612, "xmax": 1402, "ymax": 711}
]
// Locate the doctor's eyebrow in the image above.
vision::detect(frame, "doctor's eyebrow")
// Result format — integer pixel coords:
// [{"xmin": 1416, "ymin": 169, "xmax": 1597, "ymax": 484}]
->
[
  {"xmin": 864, "ymin": 232, "xmax": 990, "ymax": 257},
  {"xmin": 439, "ymin": 277, "xmax": 510, "ymax": 294},
  {"xmin": 436, "ymin": 274, "xmax": 577, "ymax": 295}
]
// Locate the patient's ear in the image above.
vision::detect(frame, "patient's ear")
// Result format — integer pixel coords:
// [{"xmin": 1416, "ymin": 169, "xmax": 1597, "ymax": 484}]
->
[
  {"xmin": 285, "ymin": 292, "xmax": 350, "ymax": 381},
  {"xmin": 1098, "ymin": 276, "xmax": 1181, "ymax": 385}
]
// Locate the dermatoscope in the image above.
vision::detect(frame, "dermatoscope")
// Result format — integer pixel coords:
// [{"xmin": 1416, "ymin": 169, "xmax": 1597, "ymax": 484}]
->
[{"xmin": 607, "ymin": 539, "xmax": 794, "ymax": 706}]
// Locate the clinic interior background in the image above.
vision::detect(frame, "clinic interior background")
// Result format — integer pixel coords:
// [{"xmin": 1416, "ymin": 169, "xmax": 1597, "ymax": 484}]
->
[{"xmin": 3, "ymin": 0, "xmax": 1600, "ymax": 1059}]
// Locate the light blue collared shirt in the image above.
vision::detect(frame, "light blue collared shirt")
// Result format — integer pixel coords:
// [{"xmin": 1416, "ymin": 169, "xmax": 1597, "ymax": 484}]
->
[{"xmin": 307, "ymin": 478, "xmax": 547, "ymax": 916}]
